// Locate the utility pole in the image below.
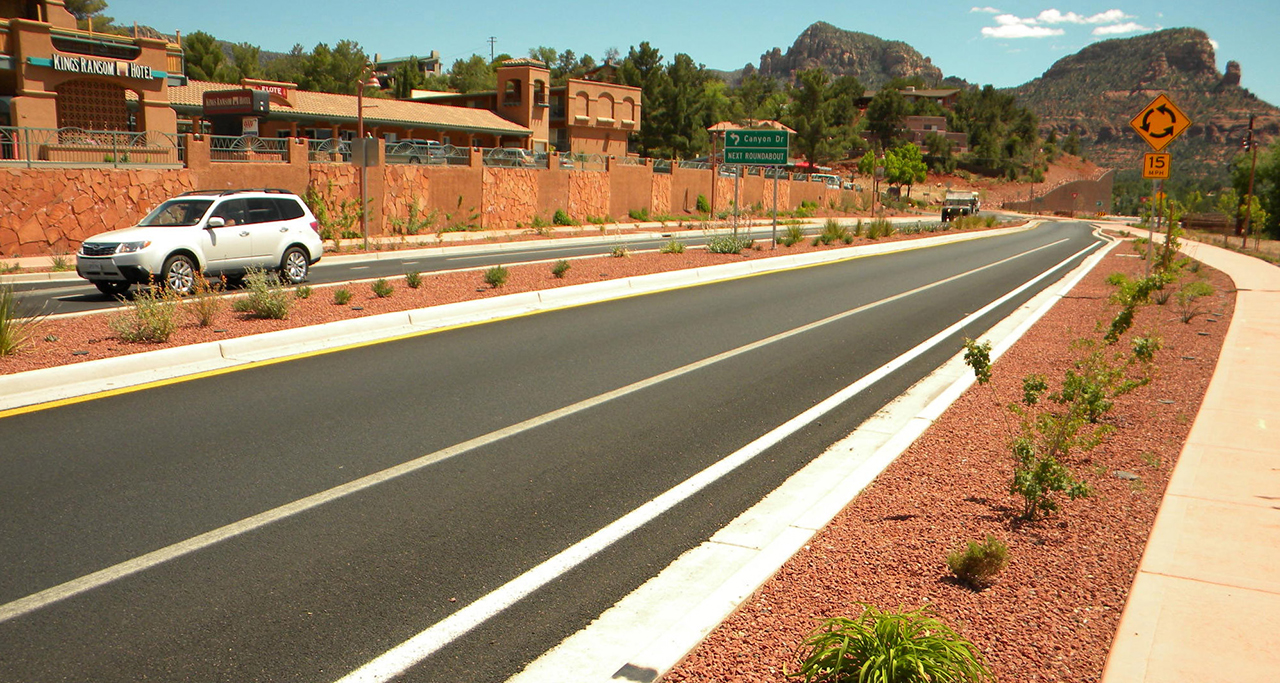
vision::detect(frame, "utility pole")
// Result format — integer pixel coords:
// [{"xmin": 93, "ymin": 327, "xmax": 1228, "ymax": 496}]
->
[
  {"xmin": 1242, "ymin": 113, "xmax": 1259, "ymax": 249},
  {"xmin": 488, "ymin": 37, "xmax": 497, "ymax": 61}
]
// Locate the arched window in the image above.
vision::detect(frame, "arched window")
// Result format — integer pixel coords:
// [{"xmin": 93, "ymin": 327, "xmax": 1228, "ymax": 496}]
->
[
  {"xmin": 54, "ymin": 79, "xmax": 130, "ymax": 132},
  {"xmin": 533, "ymin": 80, "xmax": 548, "ymax": 106},
  {"xmin": 503, "ymin": 79, "xmax": 523, "ymax": 107},
  {"xmin": 575, "ymin": 91, "xmax": 591, "ymax": 119},
  {"xmin": 597, "ymin": 93, "xmax": 615, "ymax": 121},
  {"xmin": 621, "ymin": 97, "xmax": 637, "ymax": 122}
]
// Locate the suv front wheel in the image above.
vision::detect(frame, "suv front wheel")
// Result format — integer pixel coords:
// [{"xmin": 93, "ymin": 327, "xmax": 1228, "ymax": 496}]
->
[
  {"xmin": 280, "ymin": 246, "xmax": 310, "ymax": 284},
  {"xmin": 160, "ymin": 254, "xmax": 198, "ymax": 295}
]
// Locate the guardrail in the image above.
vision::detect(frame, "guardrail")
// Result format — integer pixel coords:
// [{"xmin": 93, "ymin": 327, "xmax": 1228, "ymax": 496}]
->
[
  {"xmin": 652, "ymin": 159, "xmax": 674, "ymax": 175},
  {"xmin": 680, "ymin": 160, "xmax": 711, "ymax": 171},
  {"xmin": 562, "ymin": 152, "xmax": 607, "ymax": 172},
  {"xmin": 483, "ymin": 147, "xmax": 545, "ymax": 169},
  {"xmin": 615, "ymin": 156, "xmax": 646, "ymax": 166},
  {"xmin": 0, "ymin": 126, "xmax": 182, "ymax": 167},
  {"xmin": 209, "ymin": 135, "xmax": 289, "ymax": 163}
]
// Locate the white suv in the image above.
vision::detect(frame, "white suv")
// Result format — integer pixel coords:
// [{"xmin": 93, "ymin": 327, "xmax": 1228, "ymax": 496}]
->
[{"xmin": 77, "ymin": 189, "xmax": 324, "ymax": 297}]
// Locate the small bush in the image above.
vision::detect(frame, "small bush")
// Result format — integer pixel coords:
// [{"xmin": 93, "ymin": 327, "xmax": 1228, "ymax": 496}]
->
[
  {"xmin": 371, "ymin": 278, "xmax": 394, "ymax": 298},
  {"xmin": 778, "ymin": 223, "xmax": 806, "ymax": 247},
  {"xmin": 551, "ymin": 259, "xmax": 571, "ymax": 278},
  {"xmin": 110, "ymin": 287, "xmax": 179, "ymax": 342},
  {"xmin": 1132, "ymin": 333, "xmax": 1162, "ymax": 363},
  {"xmin": 946, "ymin": 536, "xmax": 1010, "ymax": 589},
  {"xmin": 611, "ymin": 245, "xmax": 630, "ymax": 258},
  {"xmin": 788, "ymin": 605, "xmax": 992, "ymax": 683},
  {"xmin": 628, "ymin": 207, "xmax": 650, "ymax": 222},
  {"xmin": 816, "ymin": 218, "xmax": 852, "ymax": 245},
  {"xmin": 294, "ymin": 285, "xmax": 312, "ymax": 299},
  {"xmin": 659, "ymin": 239, "xmax": 686, "ymax": 254},
  {"xmin": 186, "ymin": 276, "xmax": 224, "ymax": 327},
  {"xmin": 232, "ymin": 268, "xmax": 293, "ymax": 320},
  {"xmin": 552, "ymin": 209, "xmax": 575, "ymax": 226},
  {"xmin": 695, "ymin": 194, "xmax": 711, "ymax": 214},
  {"xmin": 0, "ymin": 285, "xmax": 48, "ymax": 355},
  {"xmin": 793, "ymin": 200, "xmax": 818, "ymax": 219},
  {"xmin": 484, "ymin": 265, "xmax": 509, "ymax": 288},
  {"xmin": 1176, "ymin": 280, "xmax": 1214, "ymax": 323},
  {"xmin": 405, "ymin": 271, "xmax": 423, "ymax": 289},
  {"xmin": 333, "ymin": 288, "xmax": 352, "ymax": 305},
  {"xmin": 865, "ymin": 217, "xmax": 894, "ymax": 239},
  {"xmin": 50, "ymin": 252, "xmax": 73, "ymax": 272},
  {"xmin": 706, "ymin": 235, "xmax": 751, "ymax": 254}
]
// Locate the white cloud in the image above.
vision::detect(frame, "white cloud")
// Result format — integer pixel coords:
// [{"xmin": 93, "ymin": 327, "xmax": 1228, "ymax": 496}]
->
[
  {"xmin": 1092, "ymin": 22, "xmax": 1151, "ymax": 35},
  {"xmin": 1037, "ymin": 8, "xmax": 1133, "ymax": 24},
  {"xmin": 1209, "ymin": 38, "xmax": 1220, "ymax": 50},
  {"xmin": 983, "ymin": 23, "xmax": 1066, "ymax": 38},
  {"xmin": 970, "ymin": 6, "xmax": 1002, "ymax": 12}
]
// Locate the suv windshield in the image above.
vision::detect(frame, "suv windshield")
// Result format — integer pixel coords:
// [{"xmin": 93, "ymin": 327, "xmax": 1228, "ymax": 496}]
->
[{"xmin": 138, "ymin": 199, "xmax": 214, "ymax": 227}]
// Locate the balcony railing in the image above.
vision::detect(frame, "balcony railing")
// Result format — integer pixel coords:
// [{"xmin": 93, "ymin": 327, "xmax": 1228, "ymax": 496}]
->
[{"xmin": 209, "ymin": 135, "xmax": 289, "ymax": 163}]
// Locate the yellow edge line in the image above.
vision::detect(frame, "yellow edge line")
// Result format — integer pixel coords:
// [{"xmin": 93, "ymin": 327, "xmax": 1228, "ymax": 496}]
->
[{"xmin": 0, "ymin": 224, "xmax": 1033, "ymax": 420}]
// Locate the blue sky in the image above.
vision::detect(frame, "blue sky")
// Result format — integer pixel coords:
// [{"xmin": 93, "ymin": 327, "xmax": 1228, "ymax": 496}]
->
[{"xmin": 111, "ymin": 1, "xmax": 1279, "ymax": 105}]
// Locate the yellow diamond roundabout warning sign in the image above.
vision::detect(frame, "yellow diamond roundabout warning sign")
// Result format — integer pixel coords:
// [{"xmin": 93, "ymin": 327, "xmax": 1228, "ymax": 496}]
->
[{"xmin": 1130, "ymin": 94, "xmax": 1192, "ymax": 152}]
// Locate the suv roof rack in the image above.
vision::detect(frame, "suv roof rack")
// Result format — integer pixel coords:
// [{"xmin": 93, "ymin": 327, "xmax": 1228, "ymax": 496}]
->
[{"xmin": 179, "ymin": 188, "xmax": 294, "ymax": 197}]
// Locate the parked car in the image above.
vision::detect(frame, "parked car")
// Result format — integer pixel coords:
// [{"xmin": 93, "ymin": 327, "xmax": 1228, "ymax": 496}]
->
[
  {"xmin": 384, "ymin": 139, "xmax": 445, "ymax": 164},
  {"xmin": 76, "ymin": 188, "xmax": 324, "ymax": 297},
  {"xmin": 811, "ymin": 173, "xmax": 843, "ymax": 189}
]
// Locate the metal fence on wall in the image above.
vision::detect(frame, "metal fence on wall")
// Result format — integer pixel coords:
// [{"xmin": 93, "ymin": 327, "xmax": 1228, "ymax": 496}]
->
[
  {"xmin": 209, "ymin": 135, "xmax": 290, "ymax": 163},
  {"xmin": 0, "ymin": 126, "xmax": 182, "ymax": 167}
]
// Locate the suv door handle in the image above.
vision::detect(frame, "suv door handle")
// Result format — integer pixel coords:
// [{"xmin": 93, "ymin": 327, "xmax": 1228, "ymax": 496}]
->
[
  {"xmin": 239, "ymin": 231, "xmax": 250, "ymax": 237},
  {"xmin": 279, "ymin": 227, "xmax": 289, "ymax": 232}
]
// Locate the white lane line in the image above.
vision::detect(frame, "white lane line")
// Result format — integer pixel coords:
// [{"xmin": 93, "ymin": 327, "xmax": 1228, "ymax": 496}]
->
[
  {"xmin": 349, "ymin": 266, "xmax": 371, "ymax": 270},
  {"xmin": 0, "ymin": 236, "xmax": 1077, "ymax": 627},
  {"xmin": 332, "ymin": 238, "xmax": 1099, "ymax": 683}
]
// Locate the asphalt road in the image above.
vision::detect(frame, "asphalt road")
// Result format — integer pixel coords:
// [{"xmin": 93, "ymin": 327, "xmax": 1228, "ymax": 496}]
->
[
  {"xmin": 0, "ymin": 221, "xmax": 1101, "ymax": 682},
  {"xmin": 9, "ymin": 217, "xmax": 967, "ymax": 316}
]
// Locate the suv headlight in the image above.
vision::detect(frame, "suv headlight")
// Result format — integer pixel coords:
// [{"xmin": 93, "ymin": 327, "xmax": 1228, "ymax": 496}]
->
[{"xmin": 116, "ymin": 241, "xmax": 152, "ymax": 254}]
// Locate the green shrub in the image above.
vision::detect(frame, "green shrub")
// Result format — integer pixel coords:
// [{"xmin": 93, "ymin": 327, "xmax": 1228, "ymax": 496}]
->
[
  {"xmin": 778, "ymin": 223, "xmax": 806, "ymax": 247},
  {"xmin": 232, "ymin": 268, "xmax": 293, "ymax": 320},
  {"xmin": 659, "ymin": 239, "xmax": 686, "ymax": 254},
  {"xmin": 946, "ymin": 536, "xmax": 1010, "ymax": 589},
  {"xmin": 552, "ymin": 209, "xmax": 575, "ymax": 226},
  {"xmin": 551, "ymin": 259, "xmax": 571, "ymax": 278},
  {"xmin": 50, "ymin": 252, "xmax": 73, "ymax": 272},
  {"xmin": 484, "ymin": 265, "xmax": 509, "ymax": 288},
  {"xmin": 0, "ymin": 284, "xmax": 48, "ymax": 355},
  {"xmin": 333, "ymin": 288, "xmax": 352, "ymax": 305},
  {"xmin": 611, "ymin": 245, "xmax": 630, "ymax": 258},
  {"xmin": 816, "ymin": 218, "xmax": 852, "ymax": 245},
  {"xmin": 628, "ymin": 207, "xmax": 650, "ymax": 222},
  {"xmin": 186, "ymin": 276, "xmax": 224, "ymax": 327},
  {"xmin": 706, "ymin": 235, "xmax": 751, "ymax": 254},
  {"xmin": 371, "ymin": 278, "xmax": 394, "ymax": 298},
  {"xmin": 788, "ymin": 605, "xmax": 992, "ymax": 683},
  {"xmin": 865, "ymin": 217, "xmax": 894, "ymax": 239},
  {"xmin": 1176, "ymin": 280, "xmax": 1214, "ymax": 323},
  {"xmin": 110, "ymin": 287, "xmax": 179, "ymax": 342},
  {"xmin": 696, "ymin": 194, "xmax": 711, "ymax": 214},
  {"xmin": 294, "ymin": 285, "xmax": 312, "ymax": 299},
  {"xmin": 1132, "ymin": 333, "xmax": 1162, "ymax": 363},
  {"xmin": 405, "ymin": 271, "xmax": 423, "ymax": 289}
]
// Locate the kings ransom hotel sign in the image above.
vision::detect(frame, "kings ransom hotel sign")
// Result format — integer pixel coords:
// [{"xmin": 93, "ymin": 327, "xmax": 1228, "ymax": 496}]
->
[{"xmin": 50, "ymin": 54, "xmax": 154, "ymax": 80}]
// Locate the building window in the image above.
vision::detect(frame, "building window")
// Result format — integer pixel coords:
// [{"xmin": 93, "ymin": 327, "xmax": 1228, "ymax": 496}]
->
[{"xmin": 54, "ymin": 79, "xmax": 130, "ymax": 132}]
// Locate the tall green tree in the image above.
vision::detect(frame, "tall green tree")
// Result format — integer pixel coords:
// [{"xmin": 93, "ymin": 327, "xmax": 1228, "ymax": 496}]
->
[
  {"xmin": 230, "ymin": 43, "xmax": 262, "ymax": 80},
  {"xmin": 448, "ymin": 55, "xmax": 497, "ymax": 93},
  {"xmin": 183, "ymin": 31, "xmax": 238, "ymax": 83},
  {"xmin": 885, "ymin": 143, "xmax": 927, "ymax": 197},
  {"xmin": 866, "ymin": 88, "xmax": 908, "ymax": 147},
  {"xmin": 390, "ymin": 57, "xmax": 425, "ymax": 99}
]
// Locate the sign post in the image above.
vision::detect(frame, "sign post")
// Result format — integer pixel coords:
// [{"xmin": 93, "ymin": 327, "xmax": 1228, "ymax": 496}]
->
[
  {"xmin": 721, "ymin": 129, "xmax": 790, "ymax": 246},
  {"xmin": 1130, "ymin": 94, "xmax": 1192, "ymax": 273}
]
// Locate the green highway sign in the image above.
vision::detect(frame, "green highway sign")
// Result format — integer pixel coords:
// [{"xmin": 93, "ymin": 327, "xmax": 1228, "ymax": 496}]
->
[{"xmin": 723, "ymin": 129, "xmax": 789, "ymax": 165}]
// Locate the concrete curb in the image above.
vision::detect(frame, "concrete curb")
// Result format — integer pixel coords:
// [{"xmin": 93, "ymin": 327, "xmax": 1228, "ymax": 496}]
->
[
  {"xmin": 508, "ymin": 228, "xmax": 1119, "ymax": 683},
  {"xmin": 0, "ymin": 224, "xmax": 1035, "ymax": 413}
]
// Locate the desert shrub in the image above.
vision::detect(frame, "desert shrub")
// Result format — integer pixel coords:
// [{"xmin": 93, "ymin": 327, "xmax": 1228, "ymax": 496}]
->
[
  {"xmin": 484, "ymin": 265, "xmax": 509, "ymax": 287},
  {"xmin": 696, "ymin": 194, "xmax": 711, "ymax": 214},
  {"xmin": 110, "ymin": 287, "xmax": 179, "ymax": 342},
  {"xmin": 232, "ymin": 268, "xmax": 292, "ymax": 320},
  {"xmin": 815, "ymin": 218, "xmax": 852, "ymax": 245},
  {"xmin": 946, "ymin": 536, "xmax": 1010, "ymax": 589},
  {"xmin": 371, "ymin": 278, "xmax": 394, "ymax": 298},
  {"xmin": 778, "ymin": 223, "xmax": 806, "ymax": 247},
  {"xmin": 551, "ymin": 260, "xmax": 571, "ymax": 278},
  {"xmin": 706, "ymin": 235, "xmax": 751, "ymax": 254},
  {"xmin": 611, "ymin": 245, "xmax": 630, "ymax": 258},
  {"xmin": 793, "ymin": 200, "xmax": 818, "ymax": 219},
  {"xmin": 865, "ymin": 217, "xmax": 894, "ymax": 239},
  {"xmin": 405, "ymin": 271, "xmax": 423, "ymax": 289},
  {"xmin": 659, "ymin": 239, "xmax": 686, "ymax": 254},
  {"xmin": 788, "ymin": 605, "xmax": 992, "ymax": 683},
  {"xmin": 294, "ymin": 285, "xmax": 312, "ymax": 299},
  {"xmin": 333, "ymin": 288, "xmax": 353, "ymax": 305},
  {"xmin": 0, "ymin": 285, "xmax": 48, "ymax": 355},
  {"xmin": 1176, "ymin": 280, "xmax": 1215, "ymax": 323},
  {"xmin": 1132, "ymin": 333, "xmax": 1162, "ymax": 363},
  {"xmin": 186, "ymin": 276, "xmax": 224, "ymax": 327},
  {"xmin": 552, "ymin": 209, "xmax": 575, "ymax": 226},
  {"xmin": 628, "ymin": 207, "xmax": 650, "ymax": 222}
]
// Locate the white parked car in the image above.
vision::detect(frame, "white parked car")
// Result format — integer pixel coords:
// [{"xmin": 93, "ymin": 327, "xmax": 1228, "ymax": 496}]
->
[{"xmin": 76, "ymin": 188, "xmax": 324, "ymax": 297}]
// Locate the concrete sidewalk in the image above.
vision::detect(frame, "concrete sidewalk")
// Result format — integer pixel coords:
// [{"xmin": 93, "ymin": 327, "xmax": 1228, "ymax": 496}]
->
[{"xmin": 1101, "ymin": 231, "xmax": 1280, "ymax": 683}]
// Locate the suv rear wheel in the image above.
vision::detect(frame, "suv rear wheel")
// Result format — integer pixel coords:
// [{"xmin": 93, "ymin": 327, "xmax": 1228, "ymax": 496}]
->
[{"xmin": 280, "ymin": 246, "xmax": 309, "ymax": 284}]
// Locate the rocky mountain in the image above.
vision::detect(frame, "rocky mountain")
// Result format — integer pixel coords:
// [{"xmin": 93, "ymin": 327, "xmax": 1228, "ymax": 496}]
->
[
  {"xmin": 1007, "ymin": 28, "xmax": 1279, "ymax": 177},
  {"xmin": 749, "ymin": 21, "xmax": 951, "ymax": 89}
]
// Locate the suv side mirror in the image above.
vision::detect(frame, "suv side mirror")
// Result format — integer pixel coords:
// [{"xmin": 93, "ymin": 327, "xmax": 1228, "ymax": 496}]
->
[{"xmin": 207, "ymin": 217, "xmax": 225, "ymax": 228}]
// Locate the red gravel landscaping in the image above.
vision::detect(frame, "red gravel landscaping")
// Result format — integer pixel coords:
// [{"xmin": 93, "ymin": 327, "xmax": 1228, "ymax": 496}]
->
[{"xmin": 665, "ymin": 246, "xmax": 1235, "ymax": 682}]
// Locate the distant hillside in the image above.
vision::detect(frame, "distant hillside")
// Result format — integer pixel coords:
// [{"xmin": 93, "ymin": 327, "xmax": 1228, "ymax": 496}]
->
[
  {"xmin": 749, "ymin": 21, "xmax": 954, "ymax": 89},
  {"xmin": 1008, "ymin": 28, "xmax": 1280, "ymax": 177}
]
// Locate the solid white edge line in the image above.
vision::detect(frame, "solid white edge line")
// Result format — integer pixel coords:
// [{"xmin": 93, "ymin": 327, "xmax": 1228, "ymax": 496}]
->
[
  {"xmin": 333, "ymin": 238, "xmax": 1103, "ymax": 683},
  {"xmin": 0, "ymin": 233, "xmax": 1065, "ymax": 626}
]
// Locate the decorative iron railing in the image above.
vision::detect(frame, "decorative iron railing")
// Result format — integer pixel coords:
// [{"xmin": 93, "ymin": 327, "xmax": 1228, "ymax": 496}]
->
[{"xmin": 0, "ymin": 126, "xmax": 181, "ymax": 167}]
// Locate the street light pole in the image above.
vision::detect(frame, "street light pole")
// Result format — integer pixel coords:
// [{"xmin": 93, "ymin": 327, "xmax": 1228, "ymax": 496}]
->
[{"xmin": 1242, "ymin": 113, "xmax": 1258, "ymax": 250}]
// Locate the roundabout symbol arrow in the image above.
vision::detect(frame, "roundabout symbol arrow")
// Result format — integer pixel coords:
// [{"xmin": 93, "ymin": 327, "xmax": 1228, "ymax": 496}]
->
[{"xmin": 1141, "ymin": 105, "xmax": 1178, "ymax": 138}]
